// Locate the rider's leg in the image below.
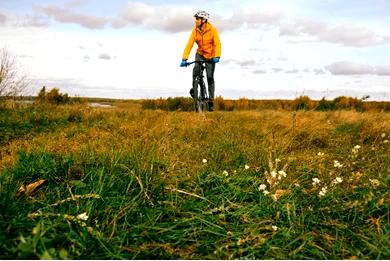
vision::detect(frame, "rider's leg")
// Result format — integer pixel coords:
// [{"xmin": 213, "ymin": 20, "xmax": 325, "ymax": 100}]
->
[
  {"xmin": 192, "ymin": 58, "xmax": 201, "ymax": 102},
  {"xmin": 205, "ymin": 62, "xmax": 216, "ymax": 111}
]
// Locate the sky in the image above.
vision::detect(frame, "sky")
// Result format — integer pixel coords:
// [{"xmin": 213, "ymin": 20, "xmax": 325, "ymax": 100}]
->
[{"xmin": 1, "ymin": 0, "xmax": 390, "ymax": 100}]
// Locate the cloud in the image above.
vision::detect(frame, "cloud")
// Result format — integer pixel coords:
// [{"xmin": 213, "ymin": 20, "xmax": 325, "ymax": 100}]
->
[
  {"xmin": 0, "ymin": 13, "xmax": 6, "ymax": 24},
  {"xmin": 118, "ymin": 3, "xmax": 285, "ymax": 33},
  {"xmin": 64, "ymin": 0, "xmax": 91, "ymax": 8},
  {"xmin": 119, "ymin": 2, "xmax": 193, "ymax": 33},
  {"xmin": 314, "ymin": 69, "xmax": 326, "ymax": 75},
  {"xmin": 34, "ymin": 4, "xmax": 108, "ymax": 29},
  {"xmin": 214, "ymin": 7, "xmax": 285, "ymax": 32},
  {"xmin": 253, "ymin": 69, "xmax": 267, "ymax": 74},
  {"xmin": 285, "ymin": 69, "xmax": 299, "ymax": 74},
  {"xmin": 225, "ymin": 58, "xmax": 257, "ymax": 67},
  {"xmin": 374, "ymin": 65, "xmax": 390, "ymax": 76},
  {"xmin": 326, "ymin": 61, "xmax": 373, "ymax": 75},
  {"xmin": 98, "ymin": 53, "xmax": 111, "ymax": 60},
  {"xmin": 326, "ymin": 61, "xmax": 390, "ymax": 76},
  {"xmin": 21, "ymin": 14, "xmax": 49, "ymax": 27},
  {"xmin": 279, "ymin": 18, "xmax": 389, "ymax": 47}
]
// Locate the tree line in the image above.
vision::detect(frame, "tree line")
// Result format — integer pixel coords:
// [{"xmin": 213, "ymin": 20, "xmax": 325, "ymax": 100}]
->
[{"xmin": 141, "ymin": 96, "xmax": 390, "ymax": 112}]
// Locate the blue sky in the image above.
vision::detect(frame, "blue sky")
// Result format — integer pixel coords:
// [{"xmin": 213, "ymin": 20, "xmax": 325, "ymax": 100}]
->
[{"xmin": 1, "ymin": 0, "xmax": 390, "ymax": 100}]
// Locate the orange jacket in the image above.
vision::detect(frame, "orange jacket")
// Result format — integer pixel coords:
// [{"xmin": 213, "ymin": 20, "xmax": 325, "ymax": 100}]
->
[{"xmin": 182, "ymin": 22, "xmax": 221, "ymax": 60}]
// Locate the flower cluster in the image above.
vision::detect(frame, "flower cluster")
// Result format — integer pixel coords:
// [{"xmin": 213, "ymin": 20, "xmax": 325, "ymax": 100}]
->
[
  {"xmin": 319, "ymin": 186, "xmax": 328, "ymax": 197},
  {"xmin": 332, "ymin": 177, "xmax": 343, "ymax": 185},
  {"xmin": 312, "ymin": 177, "xmax": 320, "ymax": 186},
  {"xmin": 264, "ymin": 157, "xmax": 289, "ymax": 187},
  {"xmin": 333, "ymin": 160, "xmax": 343, "ymax": 168},
  {"xmin": 258, "ymin": 183, "xmax": 269, "ymax": 195},
  {"xmin": 312, "ymin": 175, "xmax": 343, "ymax": 198},
  {"xmin": 351, "ymin": 145, "xmax": 361, "ymax": 155}
]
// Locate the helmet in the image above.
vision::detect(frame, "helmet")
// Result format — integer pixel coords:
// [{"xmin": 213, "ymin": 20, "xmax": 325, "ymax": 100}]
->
[{"xmin": 194, "ymin": 10, "xmax": 210, "ymax": 20}]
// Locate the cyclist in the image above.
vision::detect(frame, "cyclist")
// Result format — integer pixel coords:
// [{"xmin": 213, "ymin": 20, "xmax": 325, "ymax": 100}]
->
[{"xmin": 180, "ymin": 10, "xmax": 221, "ymax": 112}]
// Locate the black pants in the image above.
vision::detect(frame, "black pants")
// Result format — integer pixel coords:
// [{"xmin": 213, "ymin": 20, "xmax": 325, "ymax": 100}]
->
[{"xmin": 192, "ymin": 53, "xmax": 215, "ymax": 101}]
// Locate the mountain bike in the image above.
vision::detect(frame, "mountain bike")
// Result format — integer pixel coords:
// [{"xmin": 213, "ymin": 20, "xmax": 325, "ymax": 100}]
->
[{"xmin": 186, "ymin": 60, "xmax": 213, "ymax": 112}]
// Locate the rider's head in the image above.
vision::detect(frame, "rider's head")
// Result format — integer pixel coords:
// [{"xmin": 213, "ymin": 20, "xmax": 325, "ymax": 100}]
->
[{"xmin": 194, "ymin": 10, "xmax": 209, "ymax": 26}]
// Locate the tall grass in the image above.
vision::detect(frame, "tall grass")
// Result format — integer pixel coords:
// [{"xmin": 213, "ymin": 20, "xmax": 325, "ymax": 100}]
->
[{"xmin": 0, "ymin": 103, "xmax": 389, "ymax": 259}]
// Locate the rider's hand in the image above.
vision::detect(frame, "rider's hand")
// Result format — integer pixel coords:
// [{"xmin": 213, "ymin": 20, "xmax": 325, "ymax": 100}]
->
[
  {"xmin": 212, "ymin": 57, "xmax": 220, "ymax": 63},
  {"xmin": 180, "ymin": 59, "xmax": 188, "ymax": 67}
]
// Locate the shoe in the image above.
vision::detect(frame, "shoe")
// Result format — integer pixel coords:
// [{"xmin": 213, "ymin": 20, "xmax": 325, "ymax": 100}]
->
[
  {"xmin": 208, "ymin": 101, "xmax": 214, "ymax": 112},
  {"xmin": 190, "ymin": 88, "xmax": 195, "ymax": 99}
]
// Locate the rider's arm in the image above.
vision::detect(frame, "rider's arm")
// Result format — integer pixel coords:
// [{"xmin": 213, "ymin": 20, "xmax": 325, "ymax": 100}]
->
[
  {"xmin": 213, "ymin": 27, "xmax": 221, "ymax": 59},
  {"xmin": 182, "ymin": 28, "xmax": 196, "ymax": 60}
]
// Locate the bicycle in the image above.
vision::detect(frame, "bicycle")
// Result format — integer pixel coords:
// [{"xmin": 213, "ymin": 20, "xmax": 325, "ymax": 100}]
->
[{"xmin": 186, "ymin": 60, "xmax": 213, "ymax": 112}]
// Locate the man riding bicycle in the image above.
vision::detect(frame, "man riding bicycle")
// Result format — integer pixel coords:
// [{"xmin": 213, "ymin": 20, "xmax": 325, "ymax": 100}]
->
[{"xmin": 180, "ymin": 10, "xmax": 222, "ymax": 112}]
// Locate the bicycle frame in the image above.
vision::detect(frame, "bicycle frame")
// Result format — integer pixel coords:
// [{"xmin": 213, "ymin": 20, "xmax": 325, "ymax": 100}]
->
[{"xmin": 186, "ymin": 60, "xmax": 213, "ymax": 112}]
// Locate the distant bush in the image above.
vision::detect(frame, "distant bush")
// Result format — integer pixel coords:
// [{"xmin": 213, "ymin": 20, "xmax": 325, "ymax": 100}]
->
[
  {"xmin": 37, "ymin": 86, "xmax": 71, "ymax": 105},
  {"xmin": 333, "ymin": 96, "xmax": 365, "ymax": 112},
  {"xmin": 315, "ymin": 97, "xmax": 337, "ymax": 111},
  {"xmin": 292, "ymin": 96, "xmax": 313, "ymax": 110},
  {"xmin": 142, "ymin": 97, "xmax": 194, "ymax": 111}
]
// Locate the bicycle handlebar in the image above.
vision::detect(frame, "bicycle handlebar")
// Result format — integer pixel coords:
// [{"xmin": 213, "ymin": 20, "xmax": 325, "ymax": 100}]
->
[{"xmin": 186, "ymin": 60, "xmax": 215, "ymax": 65}]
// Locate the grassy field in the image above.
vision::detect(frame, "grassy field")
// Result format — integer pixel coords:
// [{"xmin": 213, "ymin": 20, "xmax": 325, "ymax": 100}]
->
[{"xmin": 0, "ymin": 101, "xmax": 389, "ymax": 259}]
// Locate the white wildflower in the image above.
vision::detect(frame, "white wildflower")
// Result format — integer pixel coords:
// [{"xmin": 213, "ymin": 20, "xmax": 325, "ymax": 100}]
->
[
  {"xmin": 223, "ymin": 170, "xmax": 229, "ymax": 176},
  {"xmin": 271, "ymin": 170, "xmax": 277, "ymax": 178},
  {"xmin": 332, "ymin": 177, "xmax": 343, "ymax": 185},
  {"xmin": 263, "ymin": 190, "xmax": 270, "ymax": 195},
  {"xmin": 317, "ymin": 152, "xmax": 325, "ymax": 157},
  {"xmin": 384, "ymin": 140, "xmax": 389, "ymax": 144},
  {"xmin": 275, "ymin": 158, "xmax": 281, "ymax": 163},
  {"xmin": 334, "ymin": 160, "xmax": 343, "ymax": 168},
  {"xmin": 369, "ymin": 179, "xmax": 380, "ymax": 188},
  {"xmin": 202, "ymin": 159, "xmax": 207, "ymax": 164},
  {"xmin": 312, "ymin": 178, "xmax": 320, "ymax": 186},
  {"xmin": 244, "ymin": 164, "xmax": 250, "ymax": 170},
  {"xmin": 319, "ymin": 186, "xmax": 327, "ymax": 197},
  {"xmin": 77, "ymin": 212, "xmax": 89, "ymax": 221},
  {"xmin": 278, "ymin": 170, "xmax": 287, "ymax": 178},
  {"xmin": 382, "ymin": 133, "xmax": 386, "ymax": 138},
  {"xmin": 352, "ymin": 145, "xmax": 361, "ymax": 154},
  {"xmin": 258, "ymin": 184, "xmax": 267, "ymax": 191},
  {"xmin": 272, "ymin": 225, "xmax": 278, "ymax": 231}
]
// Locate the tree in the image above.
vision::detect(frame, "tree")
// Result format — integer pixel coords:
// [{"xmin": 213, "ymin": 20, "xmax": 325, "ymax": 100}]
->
[{"xmin": 0, "ymin": 48, "xmax": 29, "ymax": 98}]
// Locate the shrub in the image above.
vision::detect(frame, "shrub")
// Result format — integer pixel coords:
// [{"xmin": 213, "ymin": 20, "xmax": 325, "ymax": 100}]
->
[
  {"xmin": 36, "ymin": 87, "xmax": 70, "ymax": 105},
  {"xmin": 293, "ymin": 95, "xmax": 312, "ymax": 110},
  {"xmin": 315, "ymin": 97, "xmax": 337, "ymax": 111}
]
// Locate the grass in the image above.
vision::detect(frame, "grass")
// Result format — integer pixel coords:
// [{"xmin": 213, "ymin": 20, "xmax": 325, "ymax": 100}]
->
[{"xmin": 0, "ymin": 101, "xmax": 389, "ymax": 259}]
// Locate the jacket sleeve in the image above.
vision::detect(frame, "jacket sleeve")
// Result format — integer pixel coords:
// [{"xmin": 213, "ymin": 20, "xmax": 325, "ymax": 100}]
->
[
  {"xmin": 182, "ymin": 28, "xmax": 196, "ymax": 60},
  {"xmin": 213, "ymin": 27, "xmax": 221, "ymax": 58}
]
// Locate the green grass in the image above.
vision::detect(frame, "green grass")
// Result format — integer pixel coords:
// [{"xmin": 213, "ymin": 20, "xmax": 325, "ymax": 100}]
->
[{"xmin": 0, "ymin": 103, "xmax": 389, "ymax": 259}]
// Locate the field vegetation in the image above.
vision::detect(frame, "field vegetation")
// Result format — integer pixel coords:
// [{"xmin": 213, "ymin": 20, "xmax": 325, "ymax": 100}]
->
[{"xmin": 0, "ymin": 98, "xmax": 389, "ymax": 259}]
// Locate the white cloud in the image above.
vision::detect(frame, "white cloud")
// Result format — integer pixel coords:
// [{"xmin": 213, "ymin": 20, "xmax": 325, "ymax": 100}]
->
[
  {"xmin": 0, "ymin": 13, "xmax": 6, "ymax": 24},
  {"xmin": 326, "ymin": 61, "xmax": 390, "ymax": 76},
  {"xmin": 98, "ymin": 53, "xmax": 111, "ymax": 60},
  {"xmin": 374, "ymin": 65, "xmax": 390, "ymax": 76},
  {"xmin": 34, "ymin": 4, "xmax": 108, "ymax": 29},
  {"xmin": 279, "ymin": 17, "xmax": 389, "ymax": 47},
  {"xmin": 326, "ymin": 61, "xmax": 374, "ymax": 75},
  {"xmin": 225, "ymin": 58, "xmax": 257, "ymax": 67},
  {"xmin": 285, "ymin": 69, "xmax": 299, "ymax": 74},
  {"xmin": 119, "ymin": 2, "xmax": 193, "ymax": 33}
]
